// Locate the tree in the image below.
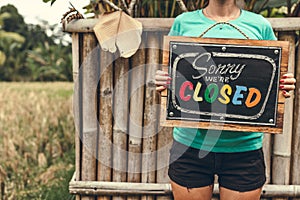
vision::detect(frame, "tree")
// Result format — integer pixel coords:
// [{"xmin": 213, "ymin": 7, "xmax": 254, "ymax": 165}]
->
[
  {"xmin": 0, "ymin": 10, "xmax": 25, "ymax": 80},
  {"xmin": 0, "ymin": 4, "xmax": 72, "ymax": 81},
  {"xmin": 43, "ymin": 0, "xmax": 300, "ymax": 17}
]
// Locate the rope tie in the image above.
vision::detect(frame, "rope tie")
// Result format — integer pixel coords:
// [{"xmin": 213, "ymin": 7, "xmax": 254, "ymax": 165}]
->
[{"xmin": 199, "ymin": 21, "xmax": 250, "ymax": 39}]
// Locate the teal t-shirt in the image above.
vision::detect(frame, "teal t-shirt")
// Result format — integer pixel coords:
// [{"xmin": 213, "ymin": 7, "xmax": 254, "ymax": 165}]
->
[{"xmin": 169, "ymin": 9, "xmax": 277, "ymax": 152}]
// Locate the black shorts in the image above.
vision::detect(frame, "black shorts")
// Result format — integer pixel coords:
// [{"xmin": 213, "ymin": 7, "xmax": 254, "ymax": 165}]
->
[{"xmin": 168, "ymin": 140, "xmax": 266, "ymax": 192}]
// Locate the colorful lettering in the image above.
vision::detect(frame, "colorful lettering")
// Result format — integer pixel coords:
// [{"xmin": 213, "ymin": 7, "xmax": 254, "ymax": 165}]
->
[
  {"xmin": 204, "ymin": 83, "xmax": 219, "ymax": 103},
  {"xmin": 193, "ymin": 82, "xmax": 203, "ymax": 102},
  {"xmin": 232, "ymin": 85, "xmax": 247, "ymax": 105},
  {"xmin": 218, "ymin": 84, "xmax": 232, "ymax": 104},
  {"xmin": 179, "ymin": 81, "xmax": 193, "ymax": 101},
  {"xmin": 245, "ymin": 88, "xmax": 261, "ymax": 108}
]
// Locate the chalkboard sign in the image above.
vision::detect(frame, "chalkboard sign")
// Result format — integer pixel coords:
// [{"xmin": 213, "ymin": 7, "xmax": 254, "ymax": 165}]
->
[{"xmin": 160, "ymin": 36, "xmax": 289, "ymax": 134}]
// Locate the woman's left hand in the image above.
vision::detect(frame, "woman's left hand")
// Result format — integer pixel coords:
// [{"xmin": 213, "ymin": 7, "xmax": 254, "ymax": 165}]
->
[{"xmin": 280, "ymin": 73, "xmax": 296, "ymax": 98}]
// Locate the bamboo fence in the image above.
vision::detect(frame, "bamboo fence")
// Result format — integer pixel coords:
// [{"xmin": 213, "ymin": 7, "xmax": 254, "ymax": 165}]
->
[{"xmin": 65, "ymin": 18, "xmax": 300, "ymax": 199}]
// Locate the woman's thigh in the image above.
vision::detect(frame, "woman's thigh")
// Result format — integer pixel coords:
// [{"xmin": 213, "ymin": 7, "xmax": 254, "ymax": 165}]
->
[
  {"xmin": 219, "ymin": 186, "xmax": 262, "ymax": 200},
  {"xmin": 171, "ymin": 181, "xmax": 213, "ymax": 200}
]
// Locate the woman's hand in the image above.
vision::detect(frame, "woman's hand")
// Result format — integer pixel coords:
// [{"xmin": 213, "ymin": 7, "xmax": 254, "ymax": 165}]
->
[
  {"xmin": 155, "ymin": 70, "xmax": 172, "ymax": 92},
  {"xmin": 280, "ymin": 72, "xmax": 296, "ymax": 98}
]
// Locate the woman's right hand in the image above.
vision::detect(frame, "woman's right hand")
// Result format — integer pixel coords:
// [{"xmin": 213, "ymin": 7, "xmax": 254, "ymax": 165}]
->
[{"xmin": 155, "ymin": 70, "xmax": 172, "ymax": 92}]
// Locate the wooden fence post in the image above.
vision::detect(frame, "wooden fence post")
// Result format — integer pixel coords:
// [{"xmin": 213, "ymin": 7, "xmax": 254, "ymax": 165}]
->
[
  {"xmin": 272, "ymin": 31, "xmax": 296, "ymax": 200},
  {"xmin": 291, "ymin": 33, "xmax": 300, "ymax": 200},
  {"xmin": 72, "ymin": 33, "xmax": 82, "ymax": 200},
  {"xmin": 81, "ymin": 33, "xmax": 99, "ymax": 200},
  {"xmin": 98, "ymin": 50, "xmax": 114, "ymax": 200},
  {"xmin": 112, "ymin": 56, "xmax": 130, "ymax": 200},
  {"xmin": 126, "ymin": 34, "xmax": 147, "ymax": 200}
]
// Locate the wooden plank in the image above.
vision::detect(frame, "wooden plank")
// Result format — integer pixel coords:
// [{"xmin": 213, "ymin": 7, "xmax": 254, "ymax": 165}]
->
[
  {"xmin": 161, "ymin": 95, "xmax": 284, "ymax": 133},
  {"xmin": 126, "ymin": 34, "xmax": 146, "ymax": 200},
  {"xmin": 112, "ymin": 57, "xmax": 130, "ymax": 200},
  {"xmin": 156, "ymin": 32, "xmax": 173, "ymax": 187},
  {"xmin": 291, "ymin": 33, "xmax": 300, "ymax": 200},
  {"xmin": 140, "ymin": 32, "xmax": 161, "ymax": 200},
  {"xmin": 160, "ymin": 36, "xmax": 288, "ymax": 134},
  {"xmin": 72, "ymin": 33, "xmax": 80, "ymax": 82},
  {"xmin": 156, "ymin": 127, "xmax": 172, "ymax": 184},
  {"xmin": 272, "ymin": 32, "xmax": 296, "ymax": 200},
  {"xmin": 63, "ymin": 18, "xmax": 300, "ymax": 33},
  {"xmin": 72, "ymin": 32, "xmax": 82, "ymax": 200},
  {"xmin": 81, "ymin": 33, "xmax": 99, "ymax": 200},
  {"xmin": 98, "ymin": 49, "xmax": 114, "ymax": 200},
  {"xmin": 69, "ymin": 179, "xmax": 300, "ymax": 198},
  {"xmin": 263, "ymin": 133, "xmax": 273, "ymax": 184},
  {"xmin": 72, "ymin": 33, "xmax": 81, "ymax": 180}
]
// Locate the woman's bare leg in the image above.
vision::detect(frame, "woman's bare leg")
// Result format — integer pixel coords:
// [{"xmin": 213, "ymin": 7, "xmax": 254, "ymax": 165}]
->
[
  {"xmin": 171, "ymin": 181, "xmax": 213, "ymax": 200},
  {"xmin": 219, "ymin": 186, "xmax": 262, "ymax": 200}
]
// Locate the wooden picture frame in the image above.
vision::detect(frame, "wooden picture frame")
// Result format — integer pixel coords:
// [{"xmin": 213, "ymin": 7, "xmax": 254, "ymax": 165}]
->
[{"xmin": 160, "ymin": 36, "xmax": 289, "ymax": 134}]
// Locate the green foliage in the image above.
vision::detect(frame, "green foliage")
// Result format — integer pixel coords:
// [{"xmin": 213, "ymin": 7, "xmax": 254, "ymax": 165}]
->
[
  {"xmin": 45, "ymin": 0, "xmax": 300, "ymax": 17},
  {"xmin": 251, "ymin": 0, "xmax": 299, "ymax": 12},
  {"xmin": 0, "ymin": 4, "xmax": 72, "ymax": 82}
]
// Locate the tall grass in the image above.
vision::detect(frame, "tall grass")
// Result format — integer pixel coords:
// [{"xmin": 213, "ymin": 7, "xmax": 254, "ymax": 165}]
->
[{"xmin": 0, "ymin": 82, "xmax": 75, "ymax": 200}]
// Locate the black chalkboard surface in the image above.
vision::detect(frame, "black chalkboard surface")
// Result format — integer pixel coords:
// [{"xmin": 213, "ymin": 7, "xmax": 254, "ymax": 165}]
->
[{"xmin": 160, "ymin": 36, "xmax": 289, "ymax": 134}]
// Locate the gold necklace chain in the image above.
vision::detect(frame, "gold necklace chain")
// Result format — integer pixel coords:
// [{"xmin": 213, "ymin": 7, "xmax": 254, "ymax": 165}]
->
[{"xmin": 204, "ymin": 8, "xmax": 241, "ymax": 22}]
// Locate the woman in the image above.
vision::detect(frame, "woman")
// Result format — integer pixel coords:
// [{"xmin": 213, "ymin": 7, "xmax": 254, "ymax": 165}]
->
[{"xmin": 155, "ymin": 0, "xmax": 296, "ymax": 199}]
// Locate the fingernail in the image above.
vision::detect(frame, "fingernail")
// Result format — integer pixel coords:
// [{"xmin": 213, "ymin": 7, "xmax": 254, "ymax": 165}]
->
[
  {"xmin": 166, "ymin": 81, "xmax": 171, "ymax": 84},
  {"xmin": 279, "ymin": 85, "xmax": 284, "ymax": 89},
  {"xmin": 167, "ymin": 77, "xmax": 172, "ymax": 81},
  {"xmin": 280, "ymin": 79, "xmax": 285, "ymax": 83},
  {"xmin": 283, "ymin": 90, "xmax": 287, "ymax": 95},
  {"xmin": 283, "ymin": 75, "xmax": 288, "ymax": 78}
]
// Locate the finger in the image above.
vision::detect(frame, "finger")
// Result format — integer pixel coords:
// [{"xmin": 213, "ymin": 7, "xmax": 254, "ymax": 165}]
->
[
  {"xmin": 287, "ymin": 78, "xmax": 296, "ymax": 84},
  {"xmin": 156, "ymin": 85, "xmax": 166, "ymax": 92},
  {"xmin": 280, "ymin": 77, "xmax": 296, "ymax": 84},
  {"xmin": 282, "ymin": 73, "xmax": 294, "ymax": 78},
  {"xmin": 282, "ymin": 90, "xmax": 291, "ymax": 98},
  {"xmin": 155, "ymin": 75, "xmax": 172, "ymax": 82},
  {"xmin": 279, "ymin": 84, "xmax": 295, "ymax": 91},
  {"xmin": 156, "ymin": 70, "xmax": 169, "ymax": 76},
  {"xmin": 155, "ymin": 80, "xmax": 171, "ymax": 86},
  {"xmin": 155, "ymin": 75, "xmax": 171, "ymax": 81}
]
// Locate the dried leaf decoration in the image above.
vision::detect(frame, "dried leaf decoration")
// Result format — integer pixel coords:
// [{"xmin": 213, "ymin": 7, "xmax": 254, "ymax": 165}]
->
[{"xmin": 93, "ymin": 11, "xmax": 143, "ymax": 58}]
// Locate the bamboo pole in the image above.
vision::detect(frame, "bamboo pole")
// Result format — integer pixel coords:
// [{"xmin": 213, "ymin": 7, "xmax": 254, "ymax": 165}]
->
[
  {"xmin": 140, "ymin": 32, "xmax": 161, "ymax": 200},
  {"xmin": 71, "ymin": 33, "xmax": 80, "ymax": 176},
  {"xmin": 112, "ymin": 57, "xmax": 130, "ymax": 200},
  {"xmin": 72, "ymin": 32, "xmax": 83, "ymax": 200},
  {"xmin": 98, "ymin": 50, "xmax": 114, "ymax": 200},
  {"xmin": 263, "ymin": 133, "xmax": 273, "ymax": 184},
  {"xmin": 102, "ymin": 0, "xmax": 122, "ymax": 11},
  {"xmin": 145, "ymin": 33, "xmax": 172, "ymax": 200},
  {"xmin": 291, "ymin": 33, "xmax": 300, "ymax": 200},
  {"xmin": 128, "ymin": 0, "xmax": 137, "ymax": 16},
  {"xmin": 69, "ymin": 177, "xmax": 300, "ymax": 198},
  {"xmin": 272, "ymin": 31, "xmax": 296, "ymax": 200},
  {"xmin": 156, "ymin": 126, "xmax": 173, "ymax": 200},
  {"xmin": 176, "ymin": 0, "xmax": 188, "ymax": 12},
  {"xmin": 63, "ymin": 18, "xmax": 300, "ymax": 34},
  {"xmin": 126, "ymin": 35, "xmax": 146, "ymax": 200},
  {"xmin": 81, "ymin": 33, "xmax": 99, "ymax": 200}
]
